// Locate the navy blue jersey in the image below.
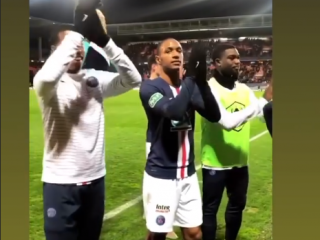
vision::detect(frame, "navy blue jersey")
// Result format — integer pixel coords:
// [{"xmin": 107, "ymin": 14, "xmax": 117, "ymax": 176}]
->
[
  {"xmin": 146, "ymin": 128, "xmax": 152, "ymax": 142},
  {"xmin": 140, "ymin": 77, "xmax": 221, "ymax": 179}
]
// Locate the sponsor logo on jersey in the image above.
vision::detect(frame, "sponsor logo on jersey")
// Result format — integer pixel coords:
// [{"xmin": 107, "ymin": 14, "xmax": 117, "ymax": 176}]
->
[
  {"xmin": 156, "ymin": 204, "xmax": 170, "ymax": 213},
  {"xmin": 82, "ymin": 14, "xmax": 88, "ymax": 21}
]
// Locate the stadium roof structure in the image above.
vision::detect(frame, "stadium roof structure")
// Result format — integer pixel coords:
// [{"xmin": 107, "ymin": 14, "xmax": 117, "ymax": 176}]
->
[
  {"xmin": 29, "ymin": 16, "xmax": 73, "ymax": 28},
  {"xmin": 30, "ymin": 16, "xmax": 118, "ymax": 37},
  {"xmin": 114, "ymin": 14, "xmax": 272, "ymax": 35},
  {"xmin": 30, "ymin": 16, "xmax": 72, "ymax": 38},
  {"xmin": 30, "ymin": 14, "xmax": 272, "ymax": 38}
]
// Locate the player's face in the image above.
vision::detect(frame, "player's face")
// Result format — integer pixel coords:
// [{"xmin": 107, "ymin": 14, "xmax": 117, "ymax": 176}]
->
[
  {"xmin": 57, "ymin": 30, "xmax": 84, "ymax": 74},
  {"xmin": 157, "ymin": 39, "xmax": 183, "ymax": 72},
  {"xmin": 68, "ymin": 45, "xmax": 85, "ymax": 74},
  {"xmin": 218, "ymin": 48, "xmax": 240, "ymax": 78}
]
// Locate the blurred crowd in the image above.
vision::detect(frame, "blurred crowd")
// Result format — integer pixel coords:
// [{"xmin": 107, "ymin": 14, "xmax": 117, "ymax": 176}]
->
[
  {"xmin": 30, "ymin": 37, "xmax": 272, "ymax": 86},
  {"xmin": 125, "ymin": 37, "xmax": 272, "ymax": 63},
  {"xmin": 237, "ymin": 60, "xmax": 272, "ymax": 83},
  {"xmin": 129, "ymin": 37, "xmax": 273, "ymax": 83},
  {"xmin": 138, "ymin": 60, "xmax": 272, "ymax": 84}
]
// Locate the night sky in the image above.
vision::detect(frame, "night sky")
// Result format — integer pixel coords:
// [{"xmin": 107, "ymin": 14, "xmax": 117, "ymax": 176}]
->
[{"xmin": 30, "ymin": 0, "xmax": 272, "ymax": 24}]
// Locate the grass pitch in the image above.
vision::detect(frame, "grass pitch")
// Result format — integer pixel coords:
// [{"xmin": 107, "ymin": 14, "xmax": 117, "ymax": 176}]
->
[{"xmin": 30, "ymin": 90, "xmax": 272, "ymax": 240}]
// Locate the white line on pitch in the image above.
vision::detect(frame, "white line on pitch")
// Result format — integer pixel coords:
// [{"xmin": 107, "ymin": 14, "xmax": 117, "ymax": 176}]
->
[{"xmin": 103, "ymin": 130, "xmax": 268, "ymax": 221}]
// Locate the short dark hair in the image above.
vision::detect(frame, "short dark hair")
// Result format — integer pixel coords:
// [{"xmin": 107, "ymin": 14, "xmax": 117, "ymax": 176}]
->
[
  {"xmin": 147, "ymin": 54, "xmax": 157, "ymax": 71},
  {"xmin": 156, "ymin": 40, "xmax": 165, "ymax": 55},
  {"xmin": 211, "ymin": 44, "xmax": 236, "ymax": 65},
  {"xmin": 49, "ymin": 24, "xmax": 75, "ymax": 47},
  {"xmin": 156, "ymin": 38, "xmax": 177, "ymax": 55}
]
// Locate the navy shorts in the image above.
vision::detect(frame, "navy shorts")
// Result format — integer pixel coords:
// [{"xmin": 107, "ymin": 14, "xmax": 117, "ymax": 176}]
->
[{"xmin": 43, "ymin": 177, "xmax": 105, "ymax": 240}]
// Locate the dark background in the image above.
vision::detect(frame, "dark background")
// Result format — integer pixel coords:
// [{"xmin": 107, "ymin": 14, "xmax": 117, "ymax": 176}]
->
[
  {"xmin": 30, "ymin": 0, "xmax": 272, "ymax": 24},
  {"xmin": 29, "ymin": 0, "xmax": 272, "ymax": 50}
]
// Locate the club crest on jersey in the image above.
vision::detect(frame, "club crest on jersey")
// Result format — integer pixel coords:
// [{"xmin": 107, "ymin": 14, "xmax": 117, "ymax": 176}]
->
[
  {"xmin": 47, "ymin": 208, "xmax": 56, "ymax": 218},
  {"xmin": 226, "ymin": 101, "xmax": 246, "ymax": 132},
  {"xmin": 86, "ymin": 76, "xmax": 99, "ymax": 88},
  {"xmin": 156, "ymin": 215, "xmax": 166, "ymax": 226},
  {"xmin": 170, "ymin": 113, "xmax": 192, "ymax": 132}
]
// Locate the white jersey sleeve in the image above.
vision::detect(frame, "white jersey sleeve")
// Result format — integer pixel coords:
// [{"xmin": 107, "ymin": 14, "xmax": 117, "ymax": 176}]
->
[
  {"xmin": 88, "ymin": 39, "xmax": 141, "ymax": 99},
  {"xmin": 33, "ymin": 32, "xmax": 84, "ymax": 102}
]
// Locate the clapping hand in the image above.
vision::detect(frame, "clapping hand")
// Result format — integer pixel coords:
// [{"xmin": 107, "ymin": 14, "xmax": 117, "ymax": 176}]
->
[
  {"xmin": 185, "ymin": 44, "xmax": 207, "ymax": 84},
  {"xmin": 74, "ymin": 0, "xmax": 109, "ymax": 47}
]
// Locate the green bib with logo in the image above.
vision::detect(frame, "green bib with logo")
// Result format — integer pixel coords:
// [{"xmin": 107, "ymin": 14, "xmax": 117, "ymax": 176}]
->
[{"xmin": 201, "ymin": 78, "xmax": 251, "ymax": 168}]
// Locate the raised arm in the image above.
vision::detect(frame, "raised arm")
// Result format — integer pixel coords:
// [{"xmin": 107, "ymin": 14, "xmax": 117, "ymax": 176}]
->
[
  {"xmin": 186, "ymin": 43, "xmax": 221, "ymax": 122},
  {"xmin": 191, "ymin": 81, "xmax": 221, "ymax": 122},
  {"xmin": 93, "ymin": 39, "xmax": 142, "ymax": 98},
  {"xmin": 33, "ymin": 31, "xmax": 83, "ymax": 102},
  {"xmin": 74, "ymin": 6, "xmax": 141, "ymax": 99},
  {"xmin": 194, "ymin": 86, "xmax": 259, "ymax": 130},
  {"xmin": 139, "ymin": 79, "xmax": 195, "ymax": 120},
  {"xmin": 217, "ymin": 92, "xmax": 260, "ymax": 130}
]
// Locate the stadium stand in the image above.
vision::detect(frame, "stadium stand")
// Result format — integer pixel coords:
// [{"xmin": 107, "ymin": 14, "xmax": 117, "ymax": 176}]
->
[
  {"xmin": 130, "ymin": 37, "xmax": 272, "ymax": 82},
  {"xmin": 29, "ymin": 14, "xmax": 272, "ymax": 84}
]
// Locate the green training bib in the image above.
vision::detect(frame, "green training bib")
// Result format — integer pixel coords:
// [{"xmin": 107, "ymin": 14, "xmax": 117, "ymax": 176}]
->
[{"xmin": 201, "ymin": 78, "xmax": 252, "ymax": 169}]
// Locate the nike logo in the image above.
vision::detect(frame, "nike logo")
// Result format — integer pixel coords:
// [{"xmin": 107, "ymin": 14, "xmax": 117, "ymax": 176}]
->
[
  {"xmin": 82, "ymin": 14, "xmax": 88, "ymax": 21},
  {"xmin": 195, "ymin": 61, "xmax": 199, "ymax": 68}
]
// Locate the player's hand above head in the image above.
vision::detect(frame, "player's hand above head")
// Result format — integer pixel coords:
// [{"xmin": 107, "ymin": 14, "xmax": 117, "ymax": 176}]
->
[
  {"xmin": 76, "ymin": 0, "xmax": 102, "ymax": 13},
  {"xmin": 74, "ymin": 0, "xmax": 102, "ymax": 28},
  {"xmin": 74, "ymin": 0, "xmax": 109, "ymax": 47},
  {"xmin": 185, "ymin": 44, "xmax": 207, "ymax": 84}
]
